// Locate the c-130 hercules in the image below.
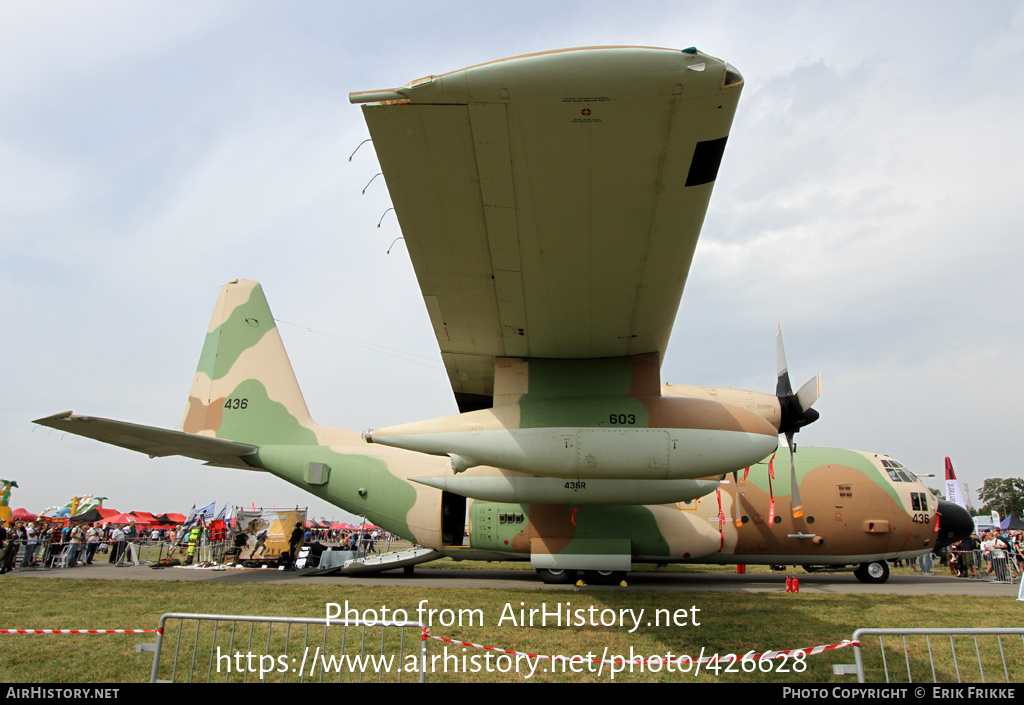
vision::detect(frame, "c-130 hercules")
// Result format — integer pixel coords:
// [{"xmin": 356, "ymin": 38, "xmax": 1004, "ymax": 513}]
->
[{"xmin": 35, "ymin": 46, "xmax": 972, "ymax": 584}]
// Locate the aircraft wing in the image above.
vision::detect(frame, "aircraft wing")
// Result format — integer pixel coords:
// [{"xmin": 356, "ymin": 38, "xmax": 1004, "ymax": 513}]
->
[
  {"xmin": 33, "ymin": 411, "xmax": 258, "ymax": 470},
  {"xmin": 352, "ymin": 47, "xmax": 742, "ymax": 410}
]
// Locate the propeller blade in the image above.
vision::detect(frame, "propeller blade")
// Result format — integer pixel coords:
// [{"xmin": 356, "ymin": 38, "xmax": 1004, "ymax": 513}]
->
[
  {"xmin": 775, "ymin": 324, "xmax": 821, "ymax": 436},
  {"xmin": 733, "ymin": 470, "xmax": 743, "ymax": 528},
  {"xmin": 787, "ymin": 433, "xmax": 804, "ymax": 519},
  {"xmin": 776, "ymin": 323, "xmax": 793, "ymax": 397},
  {"xmin": 776, "ymin": 325, "xmax": 812, "ymax": 520},
  {"xmin": 795, "ymin": 374, "xmax": 821, "ymax": 412}
]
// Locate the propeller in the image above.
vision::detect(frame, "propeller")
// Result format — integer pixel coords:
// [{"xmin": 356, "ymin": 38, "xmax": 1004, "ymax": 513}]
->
[{"xmin": 775, "ymin": 324, "xmax": 821, "ymax": 519}]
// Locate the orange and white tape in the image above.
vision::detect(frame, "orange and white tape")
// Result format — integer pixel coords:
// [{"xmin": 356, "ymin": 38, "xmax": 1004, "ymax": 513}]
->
[
  {"xmin": 421, "ymin": 627, "xmax": 857, "ymax": 667},
  {"xmin": 1, "ymin": 628, "xmax": 162, "ymax": 634}
]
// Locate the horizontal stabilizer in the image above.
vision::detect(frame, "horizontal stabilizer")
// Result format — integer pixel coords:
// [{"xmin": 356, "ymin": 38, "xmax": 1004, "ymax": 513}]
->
[{"xmin": 33, "ymin": 411, "xmax": 258, "ymax": 469}]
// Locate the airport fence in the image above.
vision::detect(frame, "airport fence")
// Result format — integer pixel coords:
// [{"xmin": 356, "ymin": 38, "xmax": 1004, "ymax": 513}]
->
[
  {"xmin": 837, "ymin": 628, "xmax": 1024, "ymax": 683},
  {"xmin": 138, "ymin": 613, "xmax": 427, "ymax": 683}
]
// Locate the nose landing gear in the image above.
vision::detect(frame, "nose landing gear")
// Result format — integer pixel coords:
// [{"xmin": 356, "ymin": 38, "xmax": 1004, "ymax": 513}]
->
[{"xmin": 854, "ymin": 560, "xmax": 890, "ymax": 583}]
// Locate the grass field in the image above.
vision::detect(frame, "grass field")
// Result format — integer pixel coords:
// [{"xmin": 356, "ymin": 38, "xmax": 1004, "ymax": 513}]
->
[{"xmin": 1, "ymin": 567, "xmax": 1021, "ymax": 683}]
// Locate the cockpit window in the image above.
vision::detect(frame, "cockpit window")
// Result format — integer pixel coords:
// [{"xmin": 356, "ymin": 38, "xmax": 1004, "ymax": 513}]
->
[
  {"xmin": 911, "ymin": 492, "xmax": 929, "ymax": 512},
  {"xmin": 881, "ymin": 458, "xmax": 916, "ymax": 482}
]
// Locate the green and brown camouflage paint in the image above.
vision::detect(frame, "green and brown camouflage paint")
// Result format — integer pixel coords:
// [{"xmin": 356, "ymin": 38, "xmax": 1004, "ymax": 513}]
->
[{"xmin": 178, "ymin": 280, "xmax": 939, "ymax": 569}]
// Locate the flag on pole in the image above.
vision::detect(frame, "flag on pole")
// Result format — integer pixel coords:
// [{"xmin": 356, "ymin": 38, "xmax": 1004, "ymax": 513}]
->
[
  {"xmin": 181, "ymin": 502, "xmax": 215, "ymax": 532},
  {"xmin": 944, "ymin": 458, "xmax": 970, "ymax": 511},
  {"xmin": 195, "ymin": 501, "xmax": 216, "ymax": 521},
  {"xmin": 180, "ymin": 503, "xmax": 197, "ymax": 527}
]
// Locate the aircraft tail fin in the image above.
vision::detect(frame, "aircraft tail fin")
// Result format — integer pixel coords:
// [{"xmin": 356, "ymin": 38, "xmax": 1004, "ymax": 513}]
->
[{"xmin": 182, "ymin": 279, "xmax": 320, "ymax": 447}]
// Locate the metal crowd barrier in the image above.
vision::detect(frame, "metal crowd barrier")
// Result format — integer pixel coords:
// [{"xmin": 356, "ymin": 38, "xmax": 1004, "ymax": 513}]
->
[
  {"xmin": 139, "ymin": 613, "xmax": 427, "ymax": 683},
  {"xmin": 1, "ymin": 537, "xmax": 89, "ymax": 571},
  {"xmin": 944, "ymin": 550, "xmax": 1020, "ymax": 582},
  {"xmin": 989, "ymin": 556, "xmax": 1019, "ymax": 583},
  {"xmin": 839, "ymin": 628, "xmax": 1024, "ymax": 683},
  {"xmin": 2, "ymin": 534, "xmax": 411, "ymax": 573}
]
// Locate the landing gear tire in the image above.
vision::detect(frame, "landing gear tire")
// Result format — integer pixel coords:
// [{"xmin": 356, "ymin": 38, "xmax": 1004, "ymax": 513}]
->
[
  {"xmin": 536, "ymin": 568, "xmax": 579, "ymax": 585},
  {"xmin": 854, "ymin": 560, "xmax": 890, "ymax": 584},
  {"xmin": 583, "ymin": 570, "xmax": 627, "ymax": 586}
]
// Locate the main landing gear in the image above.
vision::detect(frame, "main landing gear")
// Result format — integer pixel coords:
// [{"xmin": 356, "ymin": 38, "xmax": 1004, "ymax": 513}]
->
[
  {"xmin": 535, "ymin": 568, "xmax": 578, "ymax": 584},
  {"xmin": 535, "ymin": 568, "xmax": 627, "ymax": 585}
]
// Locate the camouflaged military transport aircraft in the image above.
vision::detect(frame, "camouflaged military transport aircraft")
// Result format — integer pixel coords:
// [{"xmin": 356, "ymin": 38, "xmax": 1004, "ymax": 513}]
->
[{"xmin": 35, "ymin": 47, "xmax": 972, "ymax": 584}]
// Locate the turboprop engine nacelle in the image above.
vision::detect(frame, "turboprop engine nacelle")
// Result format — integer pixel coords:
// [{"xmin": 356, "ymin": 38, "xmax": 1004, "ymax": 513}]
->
[{"xmin": 364, "ymin": 396, "xmax": 778, "ymax": 480}]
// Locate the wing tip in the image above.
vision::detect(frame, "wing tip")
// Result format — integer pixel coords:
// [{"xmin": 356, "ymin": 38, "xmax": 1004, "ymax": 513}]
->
[{"xmin": 33, "ymin": 410, "xmax": 74, "ymax": 425}]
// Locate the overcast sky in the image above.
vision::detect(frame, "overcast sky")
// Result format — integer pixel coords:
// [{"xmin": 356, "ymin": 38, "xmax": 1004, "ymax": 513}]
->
[{"xmin": 4, "ymin": 1, "xmax": 1022, "ymax": 521}]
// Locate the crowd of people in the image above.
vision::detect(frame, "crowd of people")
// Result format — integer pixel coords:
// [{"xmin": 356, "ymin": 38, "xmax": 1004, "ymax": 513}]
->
[
  {"xmin": 947, "ymin": 530, "xmax": 1022, "ymax": 581},
  {"xmin": 0, "ymin": 517, "xmax": 396, "ymax": 574},
  {"xmin": 892, "ymin": 529, "xmax": 1023, "ymax": 582},
  {"xmin": 302, "ymin": 526, "xmax": 387, "ymax": 547},
  {"xmin": 0, "ymin": 520, "xmax": 140, "ymax": 572}
]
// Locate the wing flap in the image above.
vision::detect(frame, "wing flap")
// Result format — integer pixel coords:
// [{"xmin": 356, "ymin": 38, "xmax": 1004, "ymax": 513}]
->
[{"xmin": 34, "ymin": 411, "xmax": 258, "ymax": 470}]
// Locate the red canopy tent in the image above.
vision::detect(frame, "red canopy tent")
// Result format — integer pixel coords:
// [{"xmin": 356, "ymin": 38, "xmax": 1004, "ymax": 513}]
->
[
  {"xmin": 99, "ymin": 512, "xmax": 152, "ymax": 526},
  {"xmin": 68, "ymin": 506, "xmax": 121, "ymax": 524}
]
